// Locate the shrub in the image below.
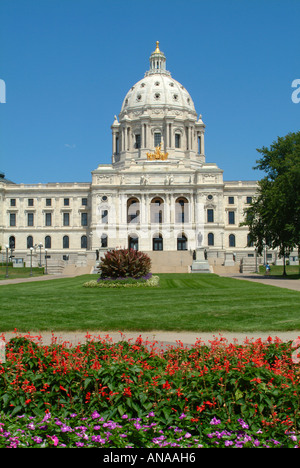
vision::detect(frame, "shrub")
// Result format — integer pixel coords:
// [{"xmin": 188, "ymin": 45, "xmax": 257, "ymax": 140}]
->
[{"xmin": 98, "ymin": 248, "xmax": 151, "ymax": 280}]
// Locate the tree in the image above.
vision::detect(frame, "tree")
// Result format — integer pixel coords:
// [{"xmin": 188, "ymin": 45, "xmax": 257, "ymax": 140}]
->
[{"xmin": 243, "ymin": 131, "xmax": 300, "ymax": 276}]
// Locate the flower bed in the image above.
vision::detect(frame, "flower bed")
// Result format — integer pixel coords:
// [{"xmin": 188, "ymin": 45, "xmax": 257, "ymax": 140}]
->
[
  {"xmin": 0, "ymin": 332, "xmax": 299, "ymax": 448},
  {"xmin": 83, "ymin": 274, "xmax": 159, "ymax": 288}
]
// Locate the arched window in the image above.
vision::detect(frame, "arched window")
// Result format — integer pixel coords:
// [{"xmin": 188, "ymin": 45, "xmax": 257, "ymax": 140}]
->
[
  {"xmin": 27, "ymin": 235, "xmax": 33, "ymax": 249},
  {"xmin": 151, "ymin": 197, "xmax": 164, "ymax": 224},
  {"xmin": 177, "ymin": 234, "xmax": 187, "ymax": 251},
  {"xmin": 153, "ymin": 234, "xmax": 163, "ymax": 251},
  {"xmin": 45, "ymin": 236, "xmax": 51, "ymax": 249},
  {"xmin": 229, "ymin": 234, "xmax": 236, "ymax": 248},
  {"xmin": 208, "ymin": 233, "xmax": 214, "ymax": 246},
  {"xmin": 9, "ymin": 236, "xmax": 15, "ymax": 249},
  {"xmin": 128, "ymin": 235, "xmax": 138, "ymax": 250},
  {"xmin": 127, "ymin": 198, "xmax": 140, "ymax": 224},
  {"xmin": 63, "ymin": 235, "xmax": 69, "ymax": 249},
  {"xmin": 81, "ymin": 235, "xmax": 87, "ymax": 249},
  {"xmin": 101, "ymin": 234, "xmax": 108, "ymax": 248},
  {"xmin": 175, "ymin": 197, "xmax": 189, "ymax": 223}
]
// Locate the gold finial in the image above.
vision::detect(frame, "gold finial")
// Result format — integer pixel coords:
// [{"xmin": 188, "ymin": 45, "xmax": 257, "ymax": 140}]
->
[{"xmin": 154, "ymin": 41, "xmax": 160, "ymax": 53}]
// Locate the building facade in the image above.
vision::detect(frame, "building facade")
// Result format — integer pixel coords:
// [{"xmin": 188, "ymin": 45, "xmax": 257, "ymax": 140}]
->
[{"xmin": 1, "ymin": 42, "xmax": 262, "ymax": 273}]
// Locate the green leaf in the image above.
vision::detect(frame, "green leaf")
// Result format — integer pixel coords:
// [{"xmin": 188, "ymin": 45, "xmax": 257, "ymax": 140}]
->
[
  {"xmin": 84, "ymin": 377, "xmax": 92, "ymax": 389},
  {"xmin": 235, "ymin": 389, "xmax": 243, "ymax": 401}
]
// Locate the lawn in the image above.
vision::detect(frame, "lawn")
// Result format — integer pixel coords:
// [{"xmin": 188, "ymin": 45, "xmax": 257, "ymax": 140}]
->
[
  {"xmin": 0, "ymin": 266, "xmax": 44, "ymax": 280},
  {"xmin": 0, "ymin": 273, "xmax": 300, "ymax": 332},
  {"xmin": 258, "ymin": 264, "xmax": 300, "ymax": 278}
]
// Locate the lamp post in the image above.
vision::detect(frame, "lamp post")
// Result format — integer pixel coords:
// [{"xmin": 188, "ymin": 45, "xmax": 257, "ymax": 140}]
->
[
  {"xmin": 30, "ymin": 247, "xmax": 33, "ymax": 277},
  {"xmin": 38, "ymin": 242, "xmax": 43, "ymax": 268},
  {"xmin": 255, "ymin": 248, "xmax": 258, "ymax": 273},
  {"xmin": 5, "ymin": 244, "xmax": 9, "ymax": 278},
  {"xmin": 45, "ymin": 249, "xmax": 48, "ymax": 275}
]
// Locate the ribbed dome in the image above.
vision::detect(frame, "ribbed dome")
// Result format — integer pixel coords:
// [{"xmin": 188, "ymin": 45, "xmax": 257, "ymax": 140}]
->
[{"xmin": 119, "ymin": 42, "xmax": 196, "ymax": 117}]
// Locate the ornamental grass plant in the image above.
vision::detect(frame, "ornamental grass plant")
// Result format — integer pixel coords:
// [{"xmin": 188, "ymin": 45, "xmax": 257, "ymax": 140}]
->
[
  {"xmin": 0, "ymin": 332, "xmax": 299, "ymax": 448},
  {"xmin": 98, "ymin": 248, "xmax": 151, "ymax": 280}
]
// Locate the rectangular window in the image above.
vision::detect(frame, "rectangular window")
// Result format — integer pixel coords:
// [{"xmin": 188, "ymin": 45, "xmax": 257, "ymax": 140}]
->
[
  {"xmin": 46, "ymin": 198, "xmax": 52, "ymax": 206},
  {"xmin": 101, "ymin": 210, "xmax": 108, "ymax": 224},
  {"xmin": 228, "ymin": 196, "xmax": 234, "ymax": 204},
  {"xmin": 27, "ymin": 213, "xmax": 34, "ymax": 226},
  {"xmin": 9, "ymin": 213, "xmax": 16, "ymax": 226},
  {"xmin": 246, "ymin": 196, "xmax": 252, "ymax": 204},
  {"xmin": 28, "ymin": 199, "xmax": 34, "ymax": 207},
  {"xmin": 135, "ymin": 134, "xmax": 141, "ymax": 149},
  {"xmin": 64, "ymin": 198, "xmax": 70, "ymax": 206},
  {"xmin": 10, "ymin": 199, "xmax": 16, "ymax": 207},
  {"xmin": 81, "ymin": 212, "xmax": 88, "ymax": 226},
  {"xmin": 63, "ymin": 212, "xmax": 70, "ymax": 226},
  {"xmin": 207, "ymin": 209, "xmax": 214, "ymax": 223},
  {"xmin": 82, "ymin": 198, "xmax": 88, "ymax": 206},
  {"xmin": 45, "ymin": 213, "xmax": 52, "ymax": 226},
  {"xmin": 154, "ymin": 132, "xmax": 161, "ymax": 147},
  {"xmin": 175, "ymin": 134, "xmax": 181, "ymax": 148},
  {"xmin": 228, "ymin": 211, "xmax": 235, "ymax": 225}
]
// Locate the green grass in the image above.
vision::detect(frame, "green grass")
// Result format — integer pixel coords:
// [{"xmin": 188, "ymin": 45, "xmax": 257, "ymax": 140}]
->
[
  {"xmin": 258, "ymin": 264, "xmax": 300, "ymax": 279},
  {"xmin": 0, "ymin": 273, "xmax": 300, "ymax": 333},
  {"xmin": 0, "ymin": 266, "xmax": 44, "ymax": 280}
]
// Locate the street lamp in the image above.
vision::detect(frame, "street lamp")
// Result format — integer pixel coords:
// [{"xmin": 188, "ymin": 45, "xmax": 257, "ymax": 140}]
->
[
  {"xmin": 30, "ymin": 247, "xmax": 33, "ymax": 277},
  {"xmin": 45, "ymin": 249, "xmax": 48, "ymax": 275},
  {"xmin": 38, "ymin": 242, "xmax": 43, "ymax": 268},
  {"xmin": 5, "ymin": 244, "xmax": 9, "ymax": 278},
  {"xmin": 255, "ymin": 248, "xmax": 258, "ymax": 273}
]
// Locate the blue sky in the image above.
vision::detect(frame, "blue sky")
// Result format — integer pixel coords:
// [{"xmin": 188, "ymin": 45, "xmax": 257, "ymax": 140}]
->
[{"xmin": 0, "ymin": 0, "xmax": 299, "ymax": 184}]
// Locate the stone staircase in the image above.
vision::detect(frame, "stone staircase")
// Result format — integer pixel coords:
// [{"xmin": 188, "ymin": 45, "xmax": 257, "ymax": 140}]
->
[{"xmin": 46, "ymin": 260, "xmax": 65, "ymax": 275}]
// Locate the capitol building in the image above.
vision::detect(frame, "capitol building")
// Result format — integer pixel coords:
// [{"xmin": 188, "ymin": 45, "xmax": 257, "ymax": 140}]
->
[{"xmin": 0, "ymin": 42, "xmax": 261, "ymax": 274}]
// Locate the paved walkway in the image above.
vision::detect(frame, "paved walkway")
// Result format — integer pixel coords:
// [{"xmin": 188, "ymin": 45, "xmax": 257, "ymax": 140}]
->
[
  {"xmin": 1, "ymin": 329, "xmax": 300, "ymax": 349},
  {"xmin": 0, "ymin": 274, "xmax": 77, "ymax": 285},
  {"xmin": 220, "ymin": 272, "xmax": 300, "ymax": 292},
  {"xmin": 1, "ymin": 272, "xmax": 299, "ymax": 347}
]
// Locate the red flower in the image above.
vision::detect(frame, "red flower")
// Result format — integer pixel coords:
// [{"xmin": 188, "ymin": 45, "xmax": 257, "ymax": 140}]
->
[
  {"xmin": 123, "ymin": 387, "xmax": 132, "ymax": 397},
  {"xmin": 162, "ymin": 380, "xmax": 171, "ymax": 389}
]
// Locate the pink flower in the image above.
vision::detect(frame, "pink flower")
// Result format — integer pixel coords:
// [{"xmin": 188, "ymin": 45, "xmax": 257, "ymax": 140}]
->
[{"xmin": 47, "ymin": 435, "xmax": 59, "ymax": 446}]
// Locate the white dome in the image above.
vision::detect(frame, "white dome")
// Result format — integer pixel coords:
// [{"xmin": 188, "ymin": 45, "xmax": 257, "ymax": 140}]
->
[
  {"xmin": 120, "ymin": 74, "xmax": 196, "ymax": 115},
  {"xmin": 119, "ymin": 42, "xmax": 197, "ymax": 118}
]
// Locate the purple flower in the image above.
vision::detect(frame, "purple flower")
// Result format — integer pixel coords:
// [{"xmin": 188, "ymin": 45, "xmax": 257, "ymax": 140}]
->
[
  {"xmin": 91, "ymin": 435, "xmax": 106, "ymax": 444},
  {"xmin": 225, "ymin": 440, "xmax": 234, "ymax": 446},
  {"xmin": 210, "ymin": 417, "xmax": 221, "ymax": 425},
  {"xmin": 61, "ymin": 424, "xmax": 72, "ymax": 433},
  {"xmin": 42, "ymin": 413, "xmax": 52, "ymax": 422},
  {"xmin": 238, "ymin": 418, "xmax": 249, "ymax": 429},
  {"xmin": 92, "ymin": 411, "xmax": 101, "ymax": 419},
  {"xmin": 32, "ymin": 436, "xmax": 43, "ymax": 444}
]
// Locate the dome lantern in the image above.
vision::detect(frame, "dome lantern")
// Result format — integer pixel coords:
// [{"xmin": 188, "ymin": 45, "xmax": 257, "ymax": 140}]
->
[{"xmin": 146, "ymin": 41, "xmax": 170, "ymax": 77}]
